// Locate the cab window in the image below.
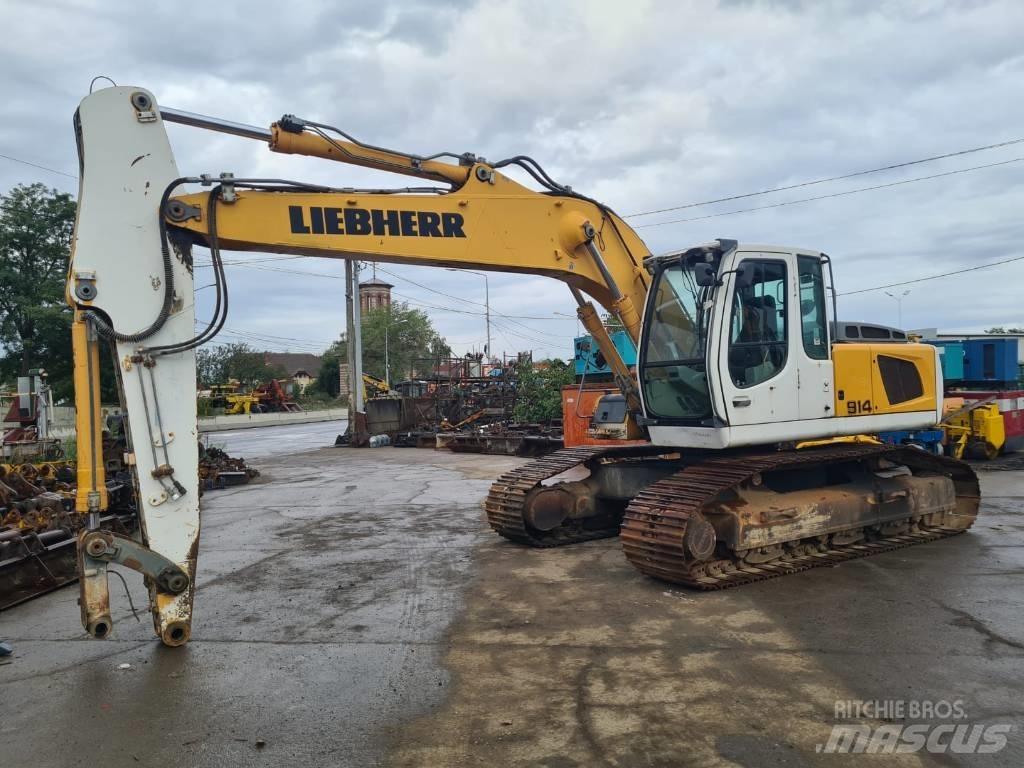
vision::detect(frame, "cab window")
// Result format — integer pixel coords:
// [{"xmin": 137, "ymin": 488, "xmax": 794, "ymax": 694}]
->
[
  {"xmin": 640, "ymin": 260, "xmax": 714, "ymax": 421},
  {"xmin": 798, "ymin": 255, "xmax": 828, "ymax": 360},
  {"xmin": 728, "ymin": 260, "xmax": 787, "ymax": 388}
]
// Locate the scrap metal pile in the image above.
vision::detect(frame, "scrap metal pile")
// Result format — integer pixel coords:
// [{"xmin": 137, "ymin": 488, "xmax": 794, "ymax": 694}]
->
[
  {"xmin": 1, "ymin": 437, "xmax": 259, "ymax": 610},
  {"xmin": 356, "ymin": 356, "xmax": 564, "ymax": 456},
  {"xmin": 0, "ymin": 461, "xmax": 135, "ymax": 610},
  {"xmin": 199, "ymin": 445, "xmax": 261, "ymax": 489}
]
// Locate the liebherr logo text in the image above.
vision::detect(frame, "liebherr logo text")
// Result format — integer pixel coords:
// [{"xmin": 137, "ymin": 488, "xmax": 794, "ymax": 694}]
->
[{"xmin": 288, "ymin": 206, "xmax": 466, "ymax": 238}]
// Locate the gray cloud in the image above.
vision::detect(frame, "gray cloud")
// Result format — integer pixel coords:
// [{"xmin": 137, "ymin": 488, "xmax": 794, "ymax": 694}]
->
[{"xmin": 1, "ymin": 0, "xmax": 1022, "ymax": 360}]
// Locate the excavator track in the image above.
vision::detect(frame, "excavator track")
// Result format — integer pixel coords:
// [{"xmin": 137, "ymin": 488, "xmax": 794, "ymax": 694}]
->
[
  {"xmin": 621, "ymin": 443, "xmax": 981, "ymax": 590},
  {"xmin": 484, "ymin": 445, "xmax": 659, "ymax": 546}
]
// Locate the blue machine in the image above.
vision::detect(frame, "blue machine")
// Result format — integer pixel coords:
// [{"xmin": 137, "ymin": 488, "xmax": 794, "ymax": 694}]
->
[
  {"xmin": 930, "ymin": 341, "xmax": 965, "ymax": 382},
  {"xmin": 961, "ymin": 338, "xmax": 1019, "ymax": 385},
  {"xmin": 877, "ymin": 428, "xmax": 945, "ymax": 454},
  {"xmin": 574, "ymin": 331, "xmax": 636, "ymax": 377}
]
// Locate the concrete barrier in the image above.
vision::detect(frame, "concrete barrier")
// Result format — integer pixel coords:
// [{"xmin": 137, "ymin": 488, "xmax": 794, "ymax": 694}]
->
[
  {"xmin": 198, "ymin": 408, "xmax": 348, "ymax": 433},
  {"xmin": 31, "ymin": 406, "xmax": 347, "ymax": 437}
]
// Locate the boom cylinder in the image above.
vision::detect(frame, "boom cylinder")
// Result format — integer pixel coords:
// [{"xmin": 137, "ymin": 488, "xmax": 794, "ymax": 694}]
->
[{"xmin": 571, "ymin": 288, "xmax": 643, "ymax": 415}]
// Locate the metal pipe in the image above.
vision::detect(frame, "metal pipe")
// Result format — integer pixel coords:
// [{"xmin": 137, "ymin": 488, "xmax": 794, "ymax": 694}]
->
[
  {"xmin": 584, "ymin": 241, "xmax": 623, "ymax": 302},
  {"xmin": 352, "ymin": 261, "xmax": 365, "ymax": 414},
  {"xmin": 160, "ymin": 107, "xmax": 272, "ymax": 142}
]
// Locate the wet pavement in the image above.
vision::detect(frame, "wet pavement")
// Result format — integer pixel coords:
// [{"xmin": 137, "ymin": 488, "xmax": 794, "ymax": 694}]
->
[
  {"xmin": 1, "ymin": 443, "xmax": 515, "ymax": 768},
  {"xmin": 1, "ymin": 437, "xmax": 1022, "ymax": 767}
]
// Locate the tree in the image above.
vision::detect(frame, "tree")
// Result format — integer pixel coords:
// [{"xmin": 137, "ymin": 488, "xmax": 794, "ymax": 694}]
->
[
  {"xmin": 311, "ymin": 302, "xmax": 450, "ymax": 396},
  {"xmin": 0, "ymin": 184, "xmax": 108, "ymax": 402},
  {"xmin": 360, "ymin": 301, "xmax": 450, "ymax": 382},
  {"xmin": 513, "ymin": 358, "xmax": 574, "ymax": 423},
  {"xmin": 195, "ymin": 343, "xmax": 287, "ymax": 388},
  {"xmin": 986, "ymin": 326, "xmax": 1024, "ymax": 334},
  {"xmin": 0, "ymin": 184, "xmax": 141, "ymax": 404},
  {"xmin": 313, "ymin": 336, "xmax": 346, "ymax": 397}
]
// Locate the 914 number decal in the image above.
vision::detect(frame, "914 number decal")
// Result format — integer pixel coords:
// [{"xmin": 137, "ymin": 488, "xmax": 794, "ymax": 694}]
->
[{"xmin": 846, "ymin": 400, "xmax": 873, "ymax": 415}]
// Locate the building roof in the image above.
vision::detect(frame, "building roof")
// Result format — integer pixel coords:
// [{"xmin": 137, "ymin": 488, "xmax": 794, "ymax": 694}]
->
[
  {"xmin": 263, "ymin": 352, "xmax": 323, "ymax": 377},
  {"xmin": 359, "ymin": 278, "xmax": 394, "ymax": 289}
]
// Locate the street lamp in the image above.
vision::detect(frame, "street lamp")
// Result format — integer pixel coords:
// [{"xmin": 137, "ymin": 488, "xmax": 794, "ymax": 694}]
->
[
  {"xmin": 446, "ymin": 268, "xmax": 490, "ymax": 359},
  {"xmin": 884, "ymin": 289, "xmax": 911, "ymax": 329}
]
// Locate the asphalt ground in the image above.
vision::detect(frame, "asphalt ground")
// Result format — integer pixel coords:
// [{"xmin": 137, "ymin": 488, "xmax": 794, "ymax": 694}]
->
[{"xmin": 1, "ymin": 429, "xmax": 1021, "ymax": 767}]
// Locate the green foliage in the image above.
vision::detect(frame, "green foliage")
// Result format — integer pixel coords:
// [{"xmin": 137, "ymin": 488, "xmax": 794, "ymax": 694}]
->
[
  {"xmin": 313, "ymin": 337, "xmax": 346, "ymax": 397},
  {"xmin": 314, "ymin": 303, "xmax": 450, "ymax": 393},
  {"xmin": 195, "ymin": 342, "xmax": 288, "ymax": 388},
  {"xmin": 0, "ymin": 183, "xmax": 117, "ymax": 402},
  {"xmin": 297, "ymin": 388, "xmax": 336, "ymax": 410},
  {"xmin": 361, "ymin": 302, "xmax": 451, "ymax": 382},
  {"xmin": 513, "ymin": 358, "xmax": 574, "ymax": 423},
  {"xmin": 986, "ymin": 326, "xmax": 1024, "ymax": 334}
]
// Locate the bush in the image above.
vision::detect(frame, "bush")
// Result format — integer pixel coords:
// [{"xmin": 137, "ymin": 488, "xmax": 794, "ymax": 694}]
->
[{"xmin": 513, "ymin": 359, "xmax": 574, "ymax": 423}]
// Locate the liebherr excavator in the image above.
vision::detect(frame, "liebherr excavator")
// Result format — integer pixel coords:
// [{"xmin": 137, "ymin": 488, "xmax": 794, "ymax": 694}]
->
[{"xmin": 68, "ymin": 86, "xmax": 979, "ymax": 646}]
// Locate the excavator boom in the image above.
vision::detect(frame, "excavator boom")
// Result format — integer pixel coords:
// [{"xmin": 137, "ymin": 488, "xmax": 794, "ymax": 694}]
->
[{"xmin": 67, "ymin": 86, "xmax": 649, "ymax": 644}]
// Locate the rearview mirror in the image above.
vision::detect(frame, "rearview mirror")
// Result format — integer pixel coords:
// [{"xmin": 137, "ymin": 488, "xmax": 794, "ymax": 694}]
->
[{"xmin": 693, "ymin": 262, "xmax": 717, "ymax": 286}]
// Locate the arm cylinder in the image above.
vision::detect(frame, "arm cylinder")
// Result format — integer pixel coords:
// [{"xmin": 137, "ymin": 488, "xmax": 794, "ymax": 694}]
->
[
  {"xmin": 160, "ymin": 107, "xmax": 272, "ymax": 142},
  {"xmin": 71, "ymin": 314, "xmax": 108, "ymax": 518}
]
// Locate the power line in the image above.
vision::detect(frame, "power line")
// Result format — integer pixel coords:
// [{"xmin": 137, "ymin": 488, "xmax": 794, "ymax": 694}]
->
[
  {"xmin": 634, "ymin": 156, "xmax": 1024, "ymax": 228},
  {"xmin": 204, "ymin": 259, "xmax": 570, "ymax": 326},
  {"xmin": 372, "ymin": 264, "xmax": 570, "ymax": 337},
  {"xmin": 373, "ymin": 265, "xmax": 489, "ymax": 310},
  {"xmin": 219, "ymin": 325, "xmax": 336, "ymax": 345},
  {"xmin": 0, "ymin": 152, "xmax": 77, "ymax": 179},
  {"xmin": 624, "ymin": 137, "xmax": 1024, "ymax": 218},
  {"xmin": 839, "ymin": 253, "xmax": 1024, "ymax": 296}
]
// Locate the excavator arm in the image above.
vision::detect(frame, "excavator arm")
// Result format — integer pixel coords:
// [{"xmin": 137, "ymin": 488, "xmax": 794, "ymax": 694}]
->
[{"xmin": 67, "ymin": 86, "xmax": 651, "ymax": 645}]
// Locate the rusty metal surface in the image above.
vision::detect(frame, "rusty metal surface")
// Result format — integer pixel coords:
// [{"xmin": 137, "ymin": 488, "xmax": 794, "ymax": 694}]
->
[
  {"xmin": 199, "ymin": 446, "xmax": 259, "ymax": 490},
  {"xmin": 445, "ymin": 432, "xmax": 563, "ymax": 457},
  {"xmin": 0, "ymin": 460, "xmax": 136, "ymax": 611},
  {"xmin": 621, "ymin": 444, "xmax": 981, "ymax": 590},
  {"xmin": 1, "ymin": 509, "xmax": 133, "ymax": 611}
]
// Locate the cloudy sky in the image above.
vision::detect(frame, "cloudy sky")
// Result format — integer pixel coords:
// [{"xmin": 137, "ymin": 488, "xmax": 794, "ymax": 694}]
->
[{"xmin": 3, "ymin": 0, "xmax": 1023, "ymax": 361}]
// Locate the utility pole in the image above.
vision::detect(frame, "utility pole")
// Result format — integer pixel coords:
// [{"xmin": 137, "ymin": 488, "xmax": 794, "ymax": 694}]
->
[
  {"xmin": 345, "ymin": 260, "xmax": 357, "ymax": 407},
  {"xmin": 345, "ymin": 260, "xmax": 365, "ymax": 445},
  {"xmin": 384, "ymin": 319, "xmax": 390, "ymax": 388},
  {"xmin": 484, "ymin": 274, "xmax": 490, "ymax": 360},
  {"xmin": 352, "ymin": 260, "xmax": 365, "ymax": 414},
  {"xmin": 447, "ymin": 268, "xmax": 490, "ymax": 359}
]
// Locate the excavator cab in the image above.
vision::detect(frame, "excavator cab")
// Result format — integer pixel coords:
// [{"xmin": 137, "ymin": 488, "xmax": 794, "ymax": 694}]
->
[{"xmin": 637, "ymin": 239, "xmax": 942, "ymax": 449}]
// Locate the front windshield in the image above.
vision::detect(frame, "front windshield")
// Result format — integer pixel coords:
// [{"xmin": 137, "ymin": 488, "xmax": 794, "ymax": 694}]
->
[{"xmin": 641, "ymin": 261, "xmax": 714, "ymax": 422}]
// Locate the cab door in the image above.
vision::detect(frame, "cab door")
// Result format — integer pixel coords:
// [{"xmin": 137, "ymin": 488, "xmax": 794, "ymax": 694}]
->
[
  {"xmin": 716, "ymin": 253, "xmax": 801, "ymax": 426},
  {"xmin": 795, "ymin": 254, "xmax": 835, "ymax": 420}
]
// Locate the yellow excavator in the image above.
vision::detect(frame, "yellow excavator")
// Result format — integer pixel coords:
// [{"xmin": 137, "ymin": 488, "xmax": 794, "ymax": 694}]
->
[
  {"xmin": 67, "ymin": 86, "xmax": 979, "ymax": 645},
  {"xmin": 362, "ymin": 373, "xmax": 392, "ymax": 399}
]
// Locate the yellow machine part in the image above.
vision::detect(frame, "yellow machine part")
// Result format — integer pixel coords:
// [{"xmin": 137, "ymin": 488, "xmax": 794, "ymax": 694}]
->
[
  {"xmin": 945, "ymin": 403, "xmax": 1005, "ymax": 460},
  {"xmin": 795, "ymin": 435, "xmax": 883, "ymax": 450},
  {"xmin": 224, "ymin": 394, "xmax": 260, "ymax": 415},
  {"xmin": 362, "ymin": 374, "xmax": 390, "ymax": 399},
  {"xmin": 832, "ymin": 343, "xmax": 938, "ymax": 417}
]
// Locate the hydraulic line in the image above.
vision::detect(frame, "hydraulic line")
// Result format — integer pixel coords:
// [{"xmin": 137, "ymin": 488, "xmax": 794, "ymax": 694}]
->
[
  {"xmin": 85, "ymin": 177, "xmax": 195, "ymax": 344},
  {"xmin": 146, "ymin": 186, "xmax": 228, "ymax": 356}
]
